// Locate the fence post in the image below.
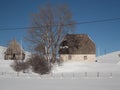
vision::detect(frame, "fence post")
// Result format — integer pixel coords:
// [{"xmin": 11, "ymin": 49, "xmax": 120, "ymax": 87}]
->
[
  {"xmin": 61, "ymin": 72, "xmax": 64, "ymax": 78},
  {"xmin": 79, "ymin": 73, "xmax": 80, "ymax": 78},
  {"xmin": 2, "ymin": 72, "xmax": 4, "ymax": 75},
  {"xmin": 110, "ymin": 72, "xmax": 112, "ymax": 78},
  {"xmin": 73, "ymin": 73, "xmax": 74, "ymax": 78},
  {"xmin": 97, "ymin": 72, "xmax": 99, "ymax": 78},
  {"xmin": 17, "ymin": 72, "xmax": 19, "ymax": 77},
  {"xmin": 85, "ymin": 72, "xmax": 87, "ymax": 77},
  {"xmin": 51, "ymin": 72, "xmax": 53, "ymax": 78}
]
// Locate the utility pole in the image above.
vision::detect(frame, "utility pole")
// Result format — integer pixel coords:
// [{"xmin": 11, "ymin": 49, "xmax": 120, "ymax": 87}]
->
[
  {"xmin": 97, "ymin": 48, "xmax": 100, "ymax": 56},
  {"xmin": 104, "ymin": 49, "xmax": 107, "ymax": 55},
  {"xmin": 21, "ymin": 39, "xmax": 22, "ymax": 60}
]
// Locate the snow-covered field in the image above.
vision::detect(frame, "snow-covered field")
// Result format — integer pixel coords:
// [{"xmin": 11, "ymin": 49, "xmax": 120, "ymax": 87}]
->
[
  {"xmin": 52, "ymin": 61, "xmax": 120, "ymax": 73},
  {"xmin": 0, "ymin": 46, "xmax": 120, "ymax": 90},
  {"xmin": 1, "ymin": 78, "xmax": 120, "ymax": 90}
]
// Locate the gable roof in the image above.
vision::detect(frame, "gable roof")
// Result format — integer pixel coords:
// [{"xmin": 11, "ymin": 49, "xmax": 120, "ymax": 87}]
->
[
  {"xmin": 59, "ymin": 34, "xmax": 96, "ymax": 54},
  {"xmin": 5, "ymin": 39, "xmax": 24, "ymax": 55}
]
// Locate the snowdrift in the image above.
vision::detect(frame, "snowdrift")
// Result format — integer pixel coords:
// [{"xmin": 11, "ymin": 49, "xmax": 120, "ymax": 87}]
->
[
  {"xmin": 52, "ymin": 61, "xmax": 120, "ymax": 74},
  {"xmin": 97, "ymin": 51, "xmax": 120, "ymax": 63}
]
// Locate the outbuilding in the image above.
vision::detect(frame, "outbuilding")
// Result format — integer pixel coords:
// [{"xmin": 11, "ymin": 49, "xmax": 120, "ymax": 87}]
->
[{"xmin": 4, "ymin": 39, "xmax": 25, "ymax": 60}]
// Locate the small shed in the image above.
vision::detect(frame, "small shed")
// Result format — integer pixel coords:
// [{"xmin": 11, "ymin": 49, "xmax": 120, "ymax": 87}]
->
[
  {"xmin": 4, "ymin": 39, "xmax": 25, "ymax": 60},
  {"xmin": 59, "ymin": 34, "xmax": 96, "ymax": 62}
]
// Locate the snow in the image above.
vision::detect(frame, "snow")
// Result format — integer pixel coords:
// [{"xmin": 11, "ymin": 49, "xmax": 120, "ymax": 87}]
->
[
  {"xmin": 0, "ymin": 46, "xmax": 120, "ymax": 75},
  {"xmin": 0, "ymin": 78, "xmax": 120, "ymax": 90},
  {"xmin": 97, "ymin": 51, "xmax": 120, "ymax": 63},
  {"xmin": 0, "ymin": 46, "xmax": 6, "ymax": 59},
  {"xmin": 1, "ymin": 45, "xmax": 120, "ymax": 75},
  {"xmin": 52, "ymin": 61, "xmax": 120, "ymax": 73},
  {"xmin": 51, "ymin": 51, "xmax": 120, "ymax": 73},
  {"xmin": 1, "ymin": 46, "xmax": 120, "ymax": 90}
]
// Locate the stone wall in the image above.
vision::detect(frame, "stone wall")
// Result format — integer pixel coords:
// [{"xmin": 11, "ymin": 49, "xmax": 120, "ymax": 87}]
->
[{"xmin": 60, "ymin": 54, "xmax": 96, "ymax": 62}]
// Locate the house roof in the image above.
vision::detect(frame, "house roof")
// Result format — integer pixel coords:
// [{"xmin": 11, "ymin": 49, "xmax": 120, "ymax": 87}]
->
[
  {"xmin": 59, "ymin": 34, "xmax": 96, "ymax": 54},
  {"xmin": 4, "ymin": 39, "xmax": 24, "ymax": 55}
]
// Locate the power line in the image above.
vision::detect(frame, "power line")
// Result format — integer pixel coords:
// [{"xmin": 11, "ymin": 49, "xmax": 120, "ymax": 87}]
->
[
  {"xmin": 75, "ymin": 17, "xmax": 120, "ymax": 24},
  {"xmin": 0, "ymin": 17, "xmax": 120, "ymax": 31}
]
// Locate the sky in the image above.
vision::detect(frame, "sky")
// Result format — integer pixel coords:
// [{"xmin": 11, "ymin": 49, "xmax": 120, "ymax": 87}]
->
[{"xmin": 0, "ymin": 0, "xmax": 120, "ymax": 56}]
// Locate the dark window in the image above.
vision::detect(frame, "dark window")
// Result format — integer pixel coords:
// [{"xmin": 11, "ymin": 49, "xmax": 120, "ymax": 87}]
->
[
  {"xmin": 84, "ymin": 56, "xmax": 87, "ymax": 60},
  {"xmin": 63, "ymin": 40, "xmax": 68, "ymax": 46},
  {"xmin": 13, "ymin": 53, "xmax": 16, "ymax": 60}
]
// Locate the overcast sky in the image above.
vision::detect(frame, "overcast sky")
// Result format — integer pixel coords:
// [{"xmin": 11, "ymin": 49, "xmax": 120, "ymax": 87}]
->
[{"xmin": 0, "ymin": 0, "xmax": 120, "ymax": 56}]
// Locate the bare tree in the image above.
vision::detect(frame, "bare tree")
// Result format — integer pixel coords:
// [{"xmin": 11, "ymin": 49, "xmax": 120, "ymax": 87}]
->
[{"xmin": 27, "ymin": 4, "xmax": 75, "ymax": 63}]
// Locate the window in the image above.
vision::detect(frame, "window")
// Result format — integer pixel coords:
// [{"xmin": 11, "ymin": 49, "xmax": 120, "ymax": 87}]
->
[{"xmin": 84, "ymin": 56, "xmax": 87, "ymax": 60}]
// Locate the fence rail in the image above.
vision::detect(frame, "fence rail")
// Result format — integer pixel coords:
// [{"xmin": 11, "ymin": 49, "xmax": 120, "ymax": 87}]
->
[{"xmin": 0, "ymin": 72, "xmax": 120, "ymax": 79}]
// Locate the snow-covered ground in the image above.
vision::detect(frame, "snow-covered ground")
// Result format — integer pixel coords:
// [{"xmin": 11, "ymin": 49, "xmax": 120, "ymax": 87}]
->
[
  {"xmin": 0, "ymin": 46, "xmax": 120, "ymax": 76},
  {"xmin": 52, "ymin": 61, "xmax": 120, "ymax": 74},
  {"xmin": 0, "ymin": 46, "xmax": 120, "ymax": 90},
  {"xmin": 0, "ymin": 78, "xmax": 120, "ymax": 90},
  {"xmin": 51, "ymin": 51, "xmax": 120, "ymax": 74}
]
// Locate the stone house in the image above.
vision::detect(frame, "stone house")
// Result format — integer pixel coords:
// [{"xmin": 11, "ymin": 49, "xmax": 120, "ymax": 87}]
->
[{"xmin": 59, "ymin": 34, "xmax": 96, "ymax": 62}]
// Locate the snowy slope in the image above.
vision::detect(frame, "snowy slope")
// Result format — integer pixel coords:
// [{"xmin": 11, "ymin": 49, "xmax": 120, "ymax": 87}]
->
[
  {"xmin": 52, "ymin": 61, "xmax": 120, "ymax": 74},
  {"xmin": 97, "ymin": 51, "xmax": 120, "ymax": 63}
]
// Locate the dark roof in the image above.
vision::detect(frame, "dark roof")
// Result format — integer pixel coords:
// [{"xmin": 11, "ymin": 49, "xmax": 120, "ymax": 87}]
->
[
  {"xmin": 59, "ymin": 34, "xmax": 96, "ymax": 54},
  {"xmin": 5, "ymin": 39, "xmax": 24, "ymax": 55},
  {"xmin": 4, "ymin": 39, "xmax": 25, "ymax": 60}
]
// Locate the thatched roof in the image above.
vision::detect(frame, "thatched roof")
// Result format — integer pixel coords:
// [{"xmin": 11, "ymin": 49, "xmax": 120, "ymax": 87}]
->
[
  {"xmin": 5, "ymin": 39, "xmax": 24, "ymax": 55},
  {"xmin": 59, "ymin": 34, "xmax": 96, "ymax": 54}
]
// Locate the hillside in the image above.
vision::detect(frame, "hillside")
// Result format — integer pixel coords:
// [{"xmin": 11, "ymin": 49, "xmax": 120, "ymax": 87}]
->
[{"xmin": 97, "ymin": 51, "xmax": 120, "ymax": 63}]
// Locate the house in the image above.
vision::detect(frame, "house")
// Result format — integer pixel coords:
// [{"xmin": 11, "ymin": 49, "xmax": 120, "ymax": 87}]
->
[
  {"xmin": 4, "ymin": 39, "xmax": 25, "ymax": 60},
  {"xmin": 59, "ymin": 34, "xmax": 96, "ymax": 62}
]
